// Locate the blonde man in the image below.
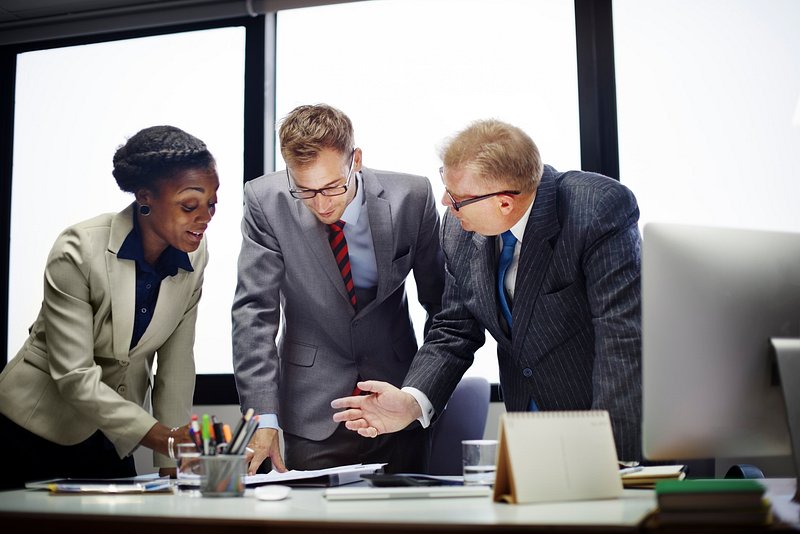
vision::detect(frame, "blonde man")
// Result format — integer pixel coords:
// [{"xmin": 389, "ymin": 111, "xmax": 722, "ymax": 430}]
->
[
  {"xmin": 333, "ymin": 119, "xmax": 643, "ymax": 462},
  {"xmin": 232, "ymin": 104, "xmax": 444, "ymax": 473}
]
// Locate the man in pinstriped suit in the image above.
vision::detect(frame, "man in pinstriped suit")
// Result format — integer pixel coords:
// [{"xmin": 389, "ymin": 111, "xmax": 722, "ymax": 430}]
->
[{"xmin": 332, "ymin": 119, "xmax": 642, "ymax": 461}]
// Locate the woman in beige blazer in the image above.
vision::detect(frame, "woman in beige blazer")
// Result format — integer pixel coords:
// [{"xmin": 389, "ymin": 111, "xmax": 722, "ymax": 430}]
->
[{"xmin": 0, "ymin": 125, "xmax": 219, "ymax": 489}]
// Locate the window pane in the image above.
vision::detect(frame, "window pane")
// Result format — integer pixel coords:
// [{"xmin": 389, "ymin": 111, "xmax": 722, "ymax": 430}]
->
[
  {"xmin": 615, "ymin": 0, "xmax": 800, "ymax": 233},
  {"xmin": 9, "ymin": 27, "xmax": 246, "ymax": 374},
  {"xmin": 276, "ymin": 0, "xmax": 580, "ymax": 382}
]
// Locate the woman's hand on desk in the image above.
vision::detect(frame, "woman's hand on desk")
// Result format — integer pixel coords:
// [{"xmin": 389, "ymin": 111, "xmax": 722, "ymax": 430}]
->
[
  {"xmin": 247, "ymin": 428, "xmax": 286, "ymax": 475},
  {"xmin": 331, "ymin": 381, "xmax": 419, "ymax": 438},
  {"xmin": 140, "ymin": 422, "xmax": 192, "ymax": 458}
]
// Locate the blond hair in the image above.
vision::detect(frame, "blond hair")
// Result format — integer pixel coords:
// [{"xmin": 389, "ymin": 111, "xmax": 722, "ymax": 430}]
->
[
  {"xmin": 279, "ymin": 104, "xmax": 354, "ymax": 167},
  {"xmin": 441, "ymin": 119, "xmax": 543, "ymax": 194}
]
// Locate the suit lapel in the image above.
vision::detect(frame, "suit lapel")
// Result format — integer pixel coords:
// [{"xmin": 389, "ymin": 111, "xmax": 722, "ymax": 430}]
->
[
  {"xmin": 295, "ymin": 195, "xmax": 355, "ymax": 311},
  {"xmin": 512, "ymin": 169, "xmax": 561, "ymax": 355},
  {"xmin": 364, "ymin": 171, "xmax": 393, "ymax": 307},
  {"xmin": 470, "ymin": 232, "xmax": 504, "ymax": 337},
  {"xmin": 107, "ymin": 205, "xmax": 136, "ymax": 360}
]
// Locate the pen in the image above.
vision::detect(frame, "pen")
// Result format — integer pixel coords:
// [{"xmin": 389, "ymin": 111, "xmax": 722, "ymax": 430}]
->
[
  {"xmin": 189, "ymin": 414, "xmax": 203, "ymax": 452},
  {"xmin": 212, "ymin": 415, "xmax": 224, "ymax": 447},
  {"xmin": 234, "ymin": 415, "xmax": 259, "ymax": 456},
  {"xmin": 227, "ymin": 408, "xmax": 254, "ymax": 454},
  {"xmin": 201, "ymin": 413, "xmax": 212, "ymax": 455},
  {"xmin": 230, "ymin": 415, "xmax": 258, "ymax": 455},
  {"xmin": 618, "ymin": 466, "xmax": 644, "ymax": 476}
]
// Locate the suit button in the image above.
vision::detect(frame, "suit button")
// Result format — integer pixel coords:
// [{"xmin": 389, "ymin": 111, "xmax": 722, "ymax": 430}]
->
[
  {"xmin": 522, "ymin": 367, "xmax": 533, "ymax": 378},
  {"xmin": 117, "ymin": 385, "xmax": 127, "ymax": 394},
  {"xmin": 352, "ymin": 320, "xmax": 359, "ymax": 328},
  {"xmin": 119, "ymin": 360, "xmax": 129, "ymax": 367}
]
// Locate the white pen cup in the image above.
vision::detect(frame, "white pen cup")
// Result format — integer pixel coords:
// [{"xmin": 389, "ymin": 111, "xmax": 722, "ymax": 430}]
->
[
  {"xmin": 462, "ymin": 439, "xmax": 498, "ymax": 486},
  {"xmin": 199, "ymin": 455, "xmax": 246, "ymax": 497},
  {"xmin": 175, "ymin": 442, "xmax": 202, "ymax": 494}
]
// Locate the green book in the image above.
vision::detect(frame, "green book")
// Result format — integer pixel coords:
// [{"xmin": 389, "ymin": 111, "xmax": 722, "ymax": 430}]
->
[{"xmin": 656, "ymin": 479, "xmax": 767, "ymax": 511}]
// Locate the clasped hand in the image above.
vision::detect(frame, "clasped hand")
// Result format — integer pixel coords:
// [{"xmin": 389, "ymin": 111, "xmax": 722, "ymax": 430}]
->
[{"xmin": 330, "ymin": 380, "xmax": 422, "ymax": 437}]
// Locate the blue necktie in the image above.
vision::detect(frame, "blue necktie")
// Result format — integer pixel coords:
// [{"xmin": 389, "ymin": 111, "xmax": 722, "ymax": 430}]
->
[{"xmin": 497, "ymin": 230, "xmax": 516, "ymax": 331}]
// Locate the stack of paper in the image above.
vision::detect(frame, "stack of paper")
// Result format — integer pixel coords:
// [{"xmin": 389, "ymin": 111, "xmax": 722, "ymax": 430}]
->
[
  {"xmin": 655, "ymin": 479, "xmax": 772, "ymax": 527},
  {"xmin": 621, "ymin": 464, "xmax": 686, "ymax": 489}
]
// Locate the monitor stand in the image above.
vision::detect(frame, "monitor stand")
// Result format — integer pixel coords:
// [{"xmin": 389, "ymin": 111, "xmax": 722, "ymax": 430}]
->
[{"xmin": 771, "ymin": 338, "xmax": 800, "ymax": 503}]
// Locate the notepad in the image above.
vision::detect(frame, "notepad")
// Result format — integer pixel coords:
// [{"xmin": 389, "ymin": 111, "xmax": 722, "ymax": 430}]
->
[{"xmin": 493, "ymin": 411, "xmax": 623, "ymax": 504}]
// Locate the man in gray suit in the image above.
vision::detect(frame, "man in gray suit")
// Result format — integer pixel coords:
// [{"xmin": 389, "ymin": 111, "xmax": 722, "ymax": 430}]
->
[
  {"xmin": 232, "ymin": 104, "xmax": 444, "ymax": 474},
  {"xmin": 332, "ymin": 119, "xmax": 642, "ymax": 461}
]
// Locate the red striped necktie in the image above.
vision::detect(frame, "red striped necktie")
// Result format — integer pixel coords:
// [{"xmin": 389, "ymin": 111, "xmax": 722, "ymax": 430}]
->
[{"xmin": 328, "ymin": 220, "xmax": 357, "ymax": 309}]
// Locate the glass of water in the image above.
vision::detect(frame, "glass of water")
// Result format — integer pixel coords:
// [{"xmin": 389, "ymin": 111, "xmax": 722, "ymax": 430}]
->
[
  {"xmin": 175, "ymin": 442, "xmax": 202, "ymax": 495},
  {"xmin": 462, "ymin": 439, "xmax": 498, "ymax": 485}
]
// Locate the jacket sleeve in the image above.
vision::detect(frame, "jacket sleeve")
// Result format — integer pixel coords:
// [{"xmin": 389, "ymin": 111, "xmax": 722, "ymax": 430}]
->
[
  {"xmin": 150, "ymin": 238, "xmax": 207, "ymax": 467},
  {"xmin": 411, "ymin": 177, "xmax": 445, "ymax": 336},
  {"xmin": 404, "ymin": 211, "xmax": 485, "ymax": 415},
  {"xmin": 231, "ymin": 181, "xmax": 284, "ymax": 418},
  {"xmin": 583, "ymin": 182, "xmax": 643, "ymax": 462}
]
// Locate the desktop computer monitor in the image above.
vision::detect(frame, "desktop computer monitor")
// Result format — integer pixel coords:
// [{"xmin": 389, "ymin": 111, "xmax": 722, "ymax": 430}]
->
[{"xmin": 641, "ymin": 223, "xmax": 800, "ymax": 476}]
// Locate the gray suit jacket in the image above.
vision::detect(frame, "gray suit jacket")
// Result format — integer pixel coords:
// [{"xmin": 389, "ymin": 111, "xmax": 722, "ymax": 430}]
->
[
  {"xmin": 0, "ymin": 204, "xmax": 205, "ymax": 467},
  {"xmin": 232, "ymin": 168, "xmax": 444, "ymax": 441},
  {"xmin": 404, "ymin": 166, "xmax": 643, "ymax": 460}
]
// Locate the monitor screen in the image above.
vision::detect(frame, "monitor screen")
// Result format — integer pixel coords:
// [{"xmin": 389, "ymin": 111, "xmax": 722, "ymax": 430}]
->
[{"xmin": 642, "ymin": 223, "xmax": 800, "ymax": 465}]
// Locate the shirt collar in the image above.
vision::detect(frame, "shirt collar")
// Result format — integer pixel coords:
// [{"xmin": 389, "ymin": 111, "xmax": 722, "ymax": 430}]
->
[
  {"xmin": 340, "ymin": 171, "xmax": 364, "ymax": 226},
  {"xmin": 507, "ymin": 193, "xmax": 536, "ymax": 244},
  {"xmin": 118, "ymin": 210, "xmax": 193, "ymax": 277}
]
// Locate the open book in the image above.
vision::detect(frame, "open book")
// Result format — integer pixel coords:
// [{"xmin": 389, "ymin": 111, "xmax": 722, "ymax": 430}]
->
[
  {"xmin": 622, "ymin": 465, "xmax": 686, "ymax": 489},
  {"xmin": 245, "ymin": 463, "xmax": 385, "ymax": 487}
]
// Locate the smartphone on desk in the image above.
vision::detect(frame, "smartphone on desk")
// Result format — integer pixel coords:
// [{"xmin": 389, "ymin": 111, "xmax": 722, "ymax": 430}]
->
[{"xmin": 361, "ymin": 473, "xmax": 463, "ymax": 487}]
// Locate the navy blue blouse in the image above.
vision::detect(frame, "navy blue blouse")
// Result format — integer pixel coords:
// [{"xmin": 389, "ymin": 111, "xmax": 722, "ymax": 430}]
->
[{"xmin": 117, "ymin": 213, "xmax": 193, "ymax": 349}]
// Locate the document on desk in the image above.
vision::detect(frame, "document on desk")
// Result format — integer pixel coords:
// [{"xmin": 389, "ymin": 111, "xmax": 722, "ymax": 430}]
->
[
  {"xmin": 324, "ymin": 485, "xmax": 493, "ymax": 500},
  {"xmin": 25, "ymin": 476, "xmax": 172, "ymax": 494},
  {"xmin": 245, "ymin": 463, "xmax": 385, "ymax": 487},
  {"xmin": 493, "ymin": 411, "xmax": 623, "ymax": 504}
]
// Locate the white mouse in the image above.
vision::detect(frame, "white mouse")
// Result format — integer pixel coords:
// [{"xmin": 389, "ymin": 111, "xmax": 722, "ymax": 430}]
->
[{"xmin": 254, "ymin": 484, "xmax": 292, "ymax": 501}]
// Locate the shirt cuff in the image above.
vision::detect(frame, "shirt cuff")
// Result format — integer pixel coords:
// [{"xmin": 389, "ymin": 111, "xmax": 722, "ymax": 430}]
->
[
  {"xmin": 257, "ymin": 413, "xmax": 280, "ymax": 430},
  {"xmin": 401, "ymin": 387, "xmax": 434, "ymax": 428}
]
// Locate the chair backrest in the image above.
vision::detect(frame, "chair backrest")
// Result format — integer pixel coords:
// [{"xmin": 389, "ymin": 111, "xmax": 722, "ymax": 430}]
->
[{"xmin": 427, "ymin": 376, "xmax": 491, "ymax": 475}]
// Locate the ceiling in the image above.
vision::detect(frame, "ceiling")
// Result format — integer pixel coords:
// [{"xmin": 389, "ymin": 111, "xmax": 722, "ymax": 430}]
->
[
  {"xmin": 0, "ymin": 0, "xmax": 163, "ymax": 24},
  {"xmin": 0, "ymin": 0, "xmax": 234, "ymax": 45},
  {"xmin": 0, "ymin": 0, "xmax": 354, "ymax": 45}
]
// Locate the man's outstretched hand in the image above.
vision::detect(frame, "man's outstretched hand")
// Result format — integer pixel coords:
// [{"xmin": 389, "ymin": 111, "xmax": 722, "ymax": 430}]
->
[{"xmin": 331, "ymin": 380, "xmax": 422, "ymax": 437}]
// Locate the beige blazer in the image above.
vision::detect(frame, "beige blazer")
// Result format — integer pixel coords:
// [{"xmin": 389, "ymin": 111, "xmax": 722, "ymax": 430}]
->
[{"xmin": 0, "ymin": 204, "xmax": 207, "ymax": 467}]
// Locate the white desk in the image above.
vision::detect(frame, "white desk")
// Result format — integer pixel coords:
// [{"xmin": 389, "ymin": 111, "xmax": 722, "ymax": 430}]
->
[
  {"xmin": 0, "ymin": 486, "xmax": 656, "ymax": 533},
  {"xmin": 3, "ymin": 480, "xmax": 796, "ymax": 532}
]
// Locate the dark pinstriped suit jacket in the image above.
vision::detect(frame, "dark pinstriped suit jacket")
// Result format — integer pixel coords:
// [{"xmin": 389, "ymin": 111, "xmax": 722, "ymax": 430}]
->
[{"xmin": 404, "ymin": 165, "xmax": 643, "ymax": 460}]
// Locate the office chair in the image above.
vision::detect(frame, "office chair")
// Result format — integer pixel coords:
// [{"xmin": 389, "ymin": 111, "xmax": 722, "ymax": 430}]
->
[{"xmin": 427, "ymin": 376, "xmax": 491, "ymax": 475}]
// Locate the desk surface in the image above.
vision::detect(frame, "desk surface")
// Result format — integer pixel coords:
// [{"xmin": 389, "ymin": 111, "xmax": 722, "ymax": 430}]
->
[
  {"xmin": 1, "ymin": 479, "xmax": 797, "ymax": 533},
  {"xmin": 0, "ymin": 485, "xmax": 656, "ymax": 533}
]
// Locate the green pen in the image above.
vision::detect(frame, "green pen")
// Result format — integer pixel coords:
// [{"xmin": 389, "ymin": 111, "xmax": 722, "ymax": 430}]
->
[{"xmin": 201, "ymin": 413, "xmax": 212, "ymax": 455}]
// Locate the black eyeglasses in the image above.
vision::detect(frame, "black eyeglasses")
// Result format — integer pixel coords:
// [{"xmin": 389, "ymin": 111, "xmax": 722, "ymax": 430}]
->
[
  {"xmin": 439, "ymin": 166, "xmax": 520, "ymax": 212},
  {"xmin": 288, "ymin": 150, "xmax": 356, "ymax": 199}
]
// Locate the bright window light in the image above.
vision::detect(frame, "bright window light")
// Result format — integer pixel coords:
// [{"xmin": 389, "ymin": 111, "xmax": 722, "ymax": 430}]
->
[
  {"xmin": 615, "ymin": 0, "xmax": 800, "ymax": 233},
  {"xmin": 9, "ymin": 27, "xmax": 246, "ymax": 374}
]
